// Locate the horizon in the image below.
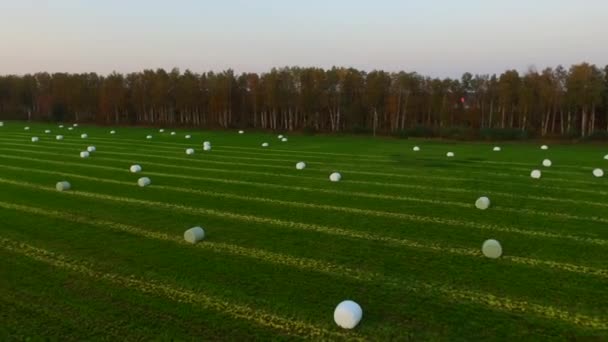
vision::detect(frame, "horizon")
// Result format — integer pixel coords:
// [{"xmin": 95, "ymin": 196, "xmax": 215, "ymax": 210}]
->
[{"xmin": 1, "ymin": 0, "xmax": 607, "ymax": 78}]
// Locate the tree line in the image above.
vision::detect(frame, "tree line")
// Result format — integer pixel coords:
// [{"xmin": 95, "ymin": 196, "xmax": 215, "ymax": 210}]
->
[{"xmin": 1, "ymin": 63, "xmax": 607, "ymax": 139}]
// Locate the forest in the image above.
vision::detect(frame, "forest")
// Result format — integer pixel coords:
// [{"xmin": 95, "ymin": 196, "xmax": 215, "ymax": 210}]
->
[{"xmin": 1, "ymin": 63, "xmax": 607, "ymax": 139}]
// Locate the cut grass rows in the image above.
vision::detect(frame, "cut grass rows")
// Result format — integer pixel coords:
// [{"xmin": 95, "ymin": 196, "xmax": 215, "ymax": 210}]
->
[
  {"xmin": 0, "ymin": 208, "xmax": 606, "ymax": 331},
  {"xmin": 2, "ymin": 122, "xmax": 607, "ymax": 340}
]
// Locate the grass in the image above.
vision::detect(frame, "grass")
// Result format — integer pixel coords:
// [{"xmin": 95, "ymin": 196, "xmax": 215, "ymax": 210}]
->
[{"xmin": 0, "ymin": 121, "xmax": 606, "ymax": 341}]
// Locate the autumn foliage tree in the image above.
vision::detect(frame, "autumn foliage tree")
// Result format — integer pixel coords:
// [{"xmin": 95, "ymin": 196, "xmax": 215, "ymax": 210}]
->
[{"xmin": 0, "ymin": 63, "xmax": 606, "ymax": 138}]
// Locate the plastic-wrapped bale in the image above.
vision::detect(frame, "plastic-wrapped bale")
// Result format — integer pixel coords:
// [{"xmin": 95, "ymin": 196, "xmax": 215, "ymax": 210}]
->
[
  {"xmin": 278, "ymin": 134, "xmax": 284, "ymax": 139},
  {"xmin": 130, "ymin": 164, "xmax": 142, "ymax": 173},
  {"xmin": 0, "ymin": 122, "xmax": 3, "ymax": 127},
  {"xmin": 146, "ymin": 135, "xmax": 153, "ymax": 139},
  {"xmin": 80, "ymin": 151, "xmax": 90, "ymax": 158},
  {"xmin": 446, "ymin": 152, "xmax": 455, "ymax": 157},
  {"xmin": 31, "ymin": 137, "xmax": 39, "ymax": 142},
  {"xmin": 186, "ymin": 148, "xmax": 195, "ymax": 155},
  {"xmin": 593, "ymin": 168, "xmax": 604, "ymax": 177},
  {"xmin": 296, "ymin": 162, "xmax": 306, "ymax": 170},
  {"xmin": 87, "ymin": 146, "xmax": 96, "ymax": 152},
  {"xmin": 604, "ymin": 154, "xmax": 608, "ymax": 160},
  {"xmin": 59, "ymin": 124, "xmax": 64, "ymax": 128},
  {"xmin": 542, "ymin": 159, "xmax": 552, "ymax": 167},
  {"xmin": 329, "ymin": 172, "xmax": 342, "ymax": 182},
  {"xmin": 262, "ymin": 142, "xmax": 269, "ymax": 147},
  {"xmin": 203, "ymin": 141, "xmax": 211, "ymax": 147},
  {"xmin": 530, "ymin": 170, "xmax": 541, "ymax": 179},
  {"xmin": 110, "ymin": 130, "xmax": 116, "ymax": 134},
  {"xmin": 493, "ymin": 146, "xmax": 501, "ymax": 151},
  {"xmin": 171, "ymin": 131, "xmax": 176, "ymax": 136},
  {"xmin": 238, "ymin": 130, "xmax": 244, "ymax": 134},
  {"xmin": 540, "ymin": 145, "xmax": 548, "ymax": 150},
  {"xmin": 413, "ymin": 146, "xmax": 420, "ymax": 151},
  {"xmin": 184, "ymin": 226, "xmax": 205, "ymax": 244},
  {"xmin": 24, "ymin": 126, "xmax": 30, "ymax": 131},
  {"xmin": 73, "ymin": 123, "xmax": 78, "ymax": 127},
  {"xmin": 333, "ymin": 300, "xmax": 362, "ymax": 329},
  {"xmin": 68, "ymin": 127, "xmax": 74, "ymax": 131},
  {"xmin": 137, "ymin": 177, "xmax": 151, "ymax": 187},
  {"xmin": 81, "ymin": 133, "xmax": 88, "ymax": 139},
  {"xmin": 56, "ymin": 181, "xmax": 71, "ymax": 191},
  {"xmin": 56, "ymin": 135, "xmax": 64, "ymax": 140},
  {"xmin": 475, "ymin": 196, "xmax": 490, "ymax": 210},
  {"xmin": 185, "ymin": 135, "xmax": 191, "ymax": 139},
  {"xmin": 281, "ymin": 137, "xmax": 288, "ymax": 142},
  {"xmin": 44, "ymin": 129, "xmax": 51, "ymax": 134},
  {"xmin": 203, "ymin": 145, "xmax": 212, "ymax": 151},
  {"xmin": 482, "ymin": 239, "xmax": 502, "ymax": 259},
  {"xmin": 159, "ymin": 129, "xmax": 165, "ymax": 133}
]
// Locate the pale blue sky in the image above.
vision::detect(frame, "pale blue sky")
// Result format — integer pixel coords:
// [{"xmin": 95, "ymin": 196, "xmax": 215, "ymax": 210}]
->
[{"xmin": 0, "ymin": 0, "xmax": 606, "ymax": 77}]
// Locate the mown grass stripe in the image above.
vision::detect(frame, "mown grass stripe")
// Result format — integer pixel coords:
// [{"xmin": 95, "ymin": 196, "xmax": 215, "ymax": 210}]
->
[
  {"xmin": 1, "ymin": 165, "xmax": 607, "ymax": 247},
  {"xmin": 2, "ymin": 144, "xmax": 608, "ymax": 204},
  {"xmin": 0, "ymin": 174, "xmax": 606, "ymax": 277},
  {"xmin": 7, "ymin": 132, "xmax": 594, "ymax": 171},
  {"xmin": 0, "ymin": 236, "xmax": 358, "ymax": 340},
  {"xmin": 1, "ymin": 138, "xmax": 602, "ymax": 190},
  {"xmin": 3, "ymin": 162, "xmax": 608, "ymax": 236},
  {"xmin": 1, "ymin": 200, "xmax": 606, "ymax": 281},
  {"xmin": 1, "ymin": 234, "xmax": 606, "ymax": 331},
  {"xmin": 2, "ymin": 135, "xmax": 591, "ymax": 179}
]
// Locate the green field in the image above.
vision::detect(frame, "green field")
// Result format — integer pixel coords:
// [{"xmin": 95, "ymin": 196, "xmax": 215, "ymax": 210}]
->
[{"xmin": 0, "ymin": 121, "xmax": 606, "ymax": 341}]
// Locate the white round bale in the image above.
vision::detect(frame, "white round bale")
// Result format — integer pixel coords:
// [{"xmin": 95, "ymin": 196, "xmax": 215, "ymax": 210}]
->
[
  {"xmin": 59, "ymin": 125, "xmax": 64, "ymax": 128},
  {"xmin": 493, "ymin": 146, "xmax": 501, "ymax": 152},
  {"xmin": 446, "ymin": 152, "xmax": 455, "ymax": 157},
  {"xmin": 540, "ymin": 145, "xmax": 548, "ymax": 150},
  {"xmin": 278, "ymin": 134, "xmax": 284, "ymax": 139},
  {"xmin": 44, "ymin": 129, "xmax": 51, "ymax": 134},
  {"xmin": 137, "ymin": 177, "xmax": 151, "ymax": 187},
  {"xmin": 130, "ymin": 164, "xmax": 142, "ymax": 173},
  {"xmin": 146, "ymin": 135, "xmax": 152, "ymax": 139},
  {"xmin": 413, "ymin": 146, "xmax": 420, "ymax": 151},
  {"xmin": 203, "ymin": 141, "xmax": 211, "ymax": 146},
  {"xmin": 593, "ymin": 168, "xmax": 604, "ymax": 177},
  {"xmin": 604, "ymin": 154, "xmax": 608, "ymax": 160},
  {"xmin": 329, "ymin": 172, "xmax": 342, "ymax": 182},
  {"xmin": 296, "ymin": 162, "xmax": 306, "ymax": 170},
  {"xmin": 31, "ymin": 137, "xmax": 39, "ymax": 142},
  {"xmin": 87, "ymin": 146, "xmax": 96, "ymax": 152},
  {"xmin": 0, "ymin": 121, "xmax": 3, "ymax": 127},
  {"xmin": 73, "ymin": 123, "xmax": 78, "ymax": 127},
  {"xmin": 482, "ymin": 239, "xmax": 503, "ymax": 259},
  {"xmin": 56, "ymin": 181, "xmax": 71, "ymax": 191},
  {"xmin": 24, "ymin": 126, "xmax": 30, "ymax": 131},
  {"xmin": 110, "ymin": 130, "xmax": 116, "ymax": 134},
  {"xmin": 281, "ymin": 137, "xmax": 288, "ymax": 142},
  {"xmin": 185, "ymin": 134, "xmax": 191, "ymax": 139},
  {"xmin": 261, "ymin": 142, "xmax": 269, "ymax": 147},
  {"xmin": 81, "ymin": 133, "xmax": 88, "ymax": 139},
  {"xmin": 80, "ymin": 151, "xmax": 90, "ymax": 158},
  {"xmin": 203, "ymin": 145, "xmax": 212, "ymax": 151},
  {"xmin": 542, "ymin": 159, "xmax": 552, "ymax": 167},
  {"xmin": 170, "ymin": 131, "xmax": 176, "ymax": 136},
  {"xmin": 56, "ymin": 135, "xmax": 64, "ymax": 140},
  {"xmin": 184, "ymin": 226, "xmax": 205, "ymax": 244},
  {"xmin": 159, "ymin": 129, "xmax": 164, "ymax": 133},
  {"xmin": 68, "ymin": 127, "xmax": 73, "ymax": 131},
  {"xmin": 530, "ymin": 169, "xmax": 542, "ymax": 179},
  {"xmin": 475, "ymin": 196, "xmax": 491, "ymax": 210},
  {"xmin": 238, "ymin": 130, "xmax": 244, "ymax": 134},
  {"xmin": 333, "ymin": 300, "xmax": 362, "ymax": 329},
  {"xmin": 186, "ymin": 148, "xmax": 195, "ymax": 155}
]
